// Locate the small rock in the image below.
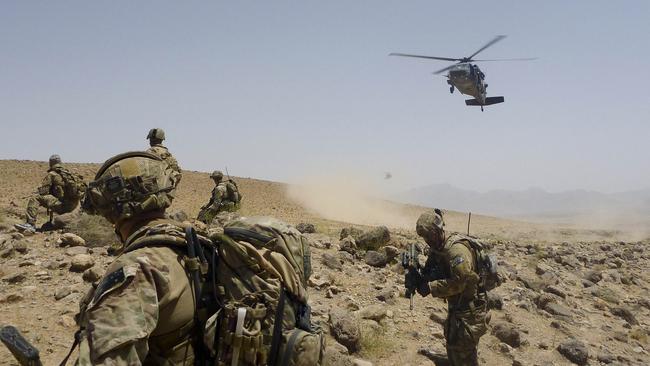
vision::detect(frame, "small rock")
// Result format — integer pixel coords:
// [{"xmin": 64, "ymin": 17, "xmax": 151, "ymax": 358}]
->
[
  {"xmin": 167, "ymin": 210, "xmax": 189, "ymax": 222},
  {"xmin": 65, "ymin": 247, "xmax": 89, "ymax": 256},
  {"xmin": 584, "ymin": 270, "xmax": 602, "ymax": 284},
  {"xmin": 487, "ymin": 292, "xmax": 504, "ymax": 310},
  {"xmin": 295, "ymin": 223, "xmax": 316, "ymax": 234},
  {"xmin": 13, "ymin": 241, "xmax": 28, "ymax": 254},
  {"xmin": 54, "ymin": 287, "xmax": 72, "ymax": 300},
  {"xmin": 2, "ymin": 272, "xmax": 26, "ymax": 284},
  {"xmin": 352, "ymin": 359, "xmax": 373, "ymax": 366},
  {"xmin": 535, "ymin": 262, "xmax": 553, "ymax": 275},
  {"xmin": 70, "ymin": 254, "xmax": 95, "ymax": 272},
  {"xmin": 597, "ymin": 352, "xmax": 616, "ymax": 364},
  {"xmin": 610, "ymin": 307, "xmax": 639, "ymax": 325},
  {"xmin": 57, "ymin": 233, "xmax": 86, "ymax": 247},
  {"xmin": 557, "ymin": 338, "xmax": 589, "ymax": 365},
  {"xmin": 491, "ymin": 323, "xmax": 521, "ymax": 348},
  {"xmin": 340, "ymin": 227, "xmax": 363, "ymax": 241},
  {"xmin": 82, "ymin": 267, "xmax": 104, "ymax": 283},
  {"xmin": 0, "ymin": 293, "xmax": 23, "ymax": 303},
  {"xmin": 376, "ymin": 289, "xmax": 395, "ymax": 304},
  {"xmin": 544, "ymin": 285, "xmax": 566, "ymax": 299},
  {"xmin": 58, "ymin": 315, "xmax": 77, "ymax": 328}
]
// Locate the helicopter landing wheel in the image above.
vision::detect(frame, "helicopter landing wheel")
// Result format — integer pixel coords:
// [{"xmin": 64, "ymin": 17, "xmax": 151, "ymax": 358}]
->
[
  {"xmin": 449, "ymin": 86, "xmax": 454, "ymax": 94},
  {"xmin": 481, "ymin": 106, "xmax": 484, "ymax": 112}
]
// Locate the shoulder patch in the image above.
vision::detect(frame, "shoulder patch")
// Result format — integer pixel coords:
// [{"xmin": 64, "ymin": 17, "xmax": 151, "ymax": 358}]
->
[
  {"xmin": 450, "ymin": 256, "xmax": 464, "ymax": 268},
  {"xmin": 93, "ymin": 268, "xmax": 125, "ymax": 304}
]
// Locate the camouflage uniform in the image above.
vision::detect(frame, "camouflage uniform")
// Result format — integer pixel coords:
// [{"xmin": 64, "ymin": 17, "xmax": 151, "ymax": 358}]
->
[
  {"xmin": 76, "ymin": 219, "xmax": 195, "ymax": 365},
  {"xmin": 146, "ymin": 128, "xmax": 182, "ymax": 183},
  {"xmin": 416, "ymin": 210, "xmax": 489, "ymax": 366},
  {"xmin": 197, "ymin": 171, "xmax": 241, "ymax": 224},
  {"xmin": 77, "ymin": 151, "xmax": 194, "ymax": 364},
  {"xmin": 147, "ymin": 144, "xmax": 182, "ymax": 183},
  {"xmin": 25, "ymin": 162, "xmax": 79, "ymax": 225}
]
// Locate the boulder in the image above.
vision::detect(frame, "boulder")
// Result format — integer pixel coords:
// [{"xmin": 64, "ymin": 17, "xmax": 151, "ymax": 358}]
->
[
  {"xmin": 356, "ymin": 226, "xmax": 390, "ymax": 250},
  {"xmin": 340, "ymin": 227, "xmax": 363, "ymax": 241},
  {"xmin": 491, "ymin": 323, "xmax": 521, "ymax": 348},
  {"xmin": 322, "ymin": 253, "xmax": 343, "ymax": 271},
  {"xmin": 51, "ymin": 212, "xmax": 79, "ymax": 229},
  {"xmin": 557, "ymin": 338, "xmax": 589, "ymax": 365},
  {"xmin": 57, "ymin": 233, "xmax": 86, "ymax": 247},
  {"xmin": 70, "ymin": 254, "xmax": 95, "ymax": 272},
  {"xmin": 364, "ymin": 251, "xmax": 387, "ymax": 268},
  {"xmin": 295, "ymin": 223, "xmax": 316, "ymax": 234},
  {"xmin": 329, "ymin": 309, "xmax": 361, "ymax": 353},
  {"xmin": 339, "ymin": 236, "xmax": 358, "ymax": 255},
  {"xmin": 358, "ymin": 305, "xmax": 391, "ymax": 322},
  {"xmin": 382, "ymin": 245, "xmax": 400, "ymax": 262}
]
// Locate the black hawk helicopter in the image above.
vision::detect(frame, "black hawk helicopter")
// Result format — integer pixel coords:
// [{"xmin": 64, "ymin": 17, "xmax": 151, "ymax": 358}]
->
[{"xmin": 390, "ymin": 35, "xmax": 535, "ymax": 111}]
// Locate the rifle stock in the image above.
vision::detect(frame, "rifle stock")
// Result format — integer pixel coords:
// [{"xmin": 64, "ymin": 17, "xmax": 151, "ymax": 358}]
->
[{"xmin": 0, "ymin": 326, "xmax": 42, "ymax": 366}]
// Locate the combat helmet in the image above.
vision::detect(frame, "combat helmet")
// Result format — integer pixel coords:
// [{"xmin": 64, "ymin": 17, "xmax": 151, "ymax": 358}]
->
[
  {"xmin": 210, "ymin": 170, "xmax": 224, "ymax": 180},
  {"xmin": 49, "ymin": 154, "xmax": 61, "ymax": 167},
  {"xmin": 82, "ymin": 151, "xmax": 178, "ymax": 223},
  {"xmin": 416, "ymin": 208, "xmax": 445, "ymax": 239},
  {"xmin": 146, "ymin": 128, "xmax": 166, "ymax": 141}
]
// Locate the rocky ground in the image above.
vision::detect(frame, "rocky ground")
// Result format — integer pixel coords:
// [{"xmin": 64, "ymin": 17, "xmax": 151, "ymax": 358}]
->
[{"xmin": 1, "ymin": 160, "xmax": 649, "ymax": 365}]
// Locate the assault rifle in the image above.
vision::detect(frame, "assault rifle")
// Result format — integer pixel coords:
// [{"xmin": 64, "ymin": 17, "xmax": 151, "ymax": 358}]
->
[
  {"xmin": 401, "ymin": 243, "xmax": 447, "ymax": 310},
  {"xmin": 0, "ymin": 326, "xmax": 42, "ymax": 366},
  {"xmin": 401, "ymin": 243, "xmax": 421, "ymax": 310}
]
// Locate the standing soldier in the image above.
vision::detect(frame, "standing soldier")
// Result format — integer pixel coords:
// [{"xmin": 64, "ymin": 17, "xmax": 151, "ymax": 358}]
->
[
  {"xmin": 146, "ymin": 128, "xmax": 182, "ymax": 183},
  {"xmin": 407, "ymin": 209, "xmax": 490, "ymax": 366},
  {"xmin": 197, "ymin": 170, "xmax": 242, "ymax": 224},
  {"xmin": 75, "ymin": 151, "xmax": 195, "ymax": 364},
  {"xmin": 15, "ymin": 155, "xmax": 85, "ymax": 232}
]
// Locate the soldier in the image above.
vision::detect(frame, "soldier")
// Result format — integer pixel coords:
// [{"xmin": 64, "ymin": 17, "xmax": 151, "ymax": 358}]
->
[
  {"xmin": 75, "ymin": 151, "xmax": 195, "ymax": 364},
  {"xmin": 197, "ymin": 170, "xmax": 242, "ymax": 224},
  {"xmin": 146, "ymin": 127, "xmax": 182, "ymax": 183},
  {"xmin": 15, "ymin": 155, "xmax": 84, "ymax": 232},
  {"xmin": 408, "ymin": 209, "xmax": 489, "ymax": 366}
]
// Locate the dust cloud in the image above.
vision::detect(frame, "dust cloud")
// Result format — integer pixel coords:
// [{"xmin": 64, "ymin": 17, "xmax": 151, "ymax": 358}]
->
[{"xmin": 286, "ymin": 173, "xmax": 416, "ymax": 229}]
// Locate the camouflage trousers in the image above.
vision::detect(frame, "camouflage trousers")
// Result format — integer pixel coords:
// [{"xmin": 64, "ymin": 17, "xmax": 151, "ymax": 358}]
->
[
  {"xmin": 197, "ymin": 202, "xmax": 239, "ymax": 224},
  {"xmin": 443, "ymin": 305, "xmax": 489, "ymax": 366},
  {"xmin": 26, "ymin": 194, "xmax": 77, "ymax": 225}
]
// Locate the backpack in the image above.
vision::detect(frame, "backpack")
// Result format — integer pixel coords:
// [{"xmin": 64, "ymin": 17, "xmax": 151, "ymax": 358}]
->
[
  {"xmin": 226, "ymin": 179, "xmax": 242, "ymax": 204},
  {"xmin": 53, "ymin": 167, "xmax": 87, "ymax": 200},
  {"xmin": 127, "ymin": 217, "xmax": 323, "ymax": 366},
  {"xmin": 452, "ymin": 234, "xmax": 500, "ymax": 292}
]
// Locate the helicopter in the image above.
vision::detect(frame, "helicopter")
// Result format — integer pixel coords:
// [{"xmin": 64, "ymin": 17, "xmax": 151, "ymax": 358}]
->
[{"xmin": 390, "ymin": 35, "xmax": 535, "ymax": 111}]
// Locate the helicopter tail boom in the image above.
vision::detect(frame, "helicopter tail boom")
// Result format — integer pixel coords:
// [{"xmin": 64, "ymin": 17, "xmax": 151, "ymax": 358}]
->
[{"xmin": 465, "ymin": 96, "xmax": 504, "ymax": 106}]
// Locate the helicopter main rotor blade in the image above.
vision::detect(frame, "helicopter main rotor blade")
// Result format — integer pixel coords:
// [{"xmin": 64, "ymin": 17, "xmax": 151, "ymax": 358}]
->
[
  {"xmin": 467, "ymin": 35, "xmax": 507, "ymax": 60},
  {"xmin": 389, "ymin": 53, "xmax": 460, "ymax": 62},
  {"xmin": 472, "ymin": 57, "xmax": 538, "ymax": 62},
  {"xmin": 432, "ymin": 64, "xmax": 457, "ymax": 75}
]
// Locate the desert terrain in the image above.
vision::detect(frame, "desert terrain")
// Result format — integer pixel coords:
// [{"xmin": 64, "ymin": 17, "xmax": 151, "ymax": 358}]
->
[{"xmin": 1, "ymin": 159, "xmax": 649, "ymax": 365}]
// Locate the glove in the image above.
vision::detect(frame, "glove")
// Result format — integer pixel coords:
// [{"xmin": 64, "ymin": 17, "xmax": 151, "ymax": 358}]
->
[{"xmin": 416, "ymin": 278, "xmax": 431, "ymax": 297}]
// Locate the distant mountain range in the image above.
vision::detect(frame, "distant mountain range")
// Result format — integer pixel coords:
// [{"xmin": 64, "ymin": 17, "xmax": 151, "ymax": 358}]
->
[{"xmin": 397, "ymin": 183, "xmax": 650, "ymax": 218}]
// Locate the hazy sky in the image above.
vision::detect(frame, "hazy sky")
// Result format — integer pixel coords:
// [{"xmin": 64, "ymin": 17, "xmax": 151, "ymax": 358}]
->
[{"xmin": 1, "ymin": 1, "xmax": 648, "ymax": 193}]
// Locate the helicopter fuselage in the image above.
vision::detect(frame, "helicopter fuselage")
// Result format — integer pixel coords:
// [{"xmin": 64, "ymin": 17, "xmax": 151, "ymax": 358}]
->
[{"xmin": 446, "ymin": 63, "xmax": 486, "ymax": 103}]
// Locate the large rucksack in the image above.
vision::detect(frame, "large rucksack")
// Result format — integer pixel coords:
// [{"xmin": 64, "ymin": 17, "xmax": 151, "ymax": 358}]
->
[
  {"xmin": 53, "ymin": 167, "xmax": 87, "ymax": 200},
  {"xmin": 127, "ymin": 217, "xmax": 323, "ymax": 366},
  {"xmin": 450, "ymin": 234, "xmax": 500, "ymax": 292},
  {"xmin": 226, "ymin": 179, "xmax": 242, "ymax": 205}
]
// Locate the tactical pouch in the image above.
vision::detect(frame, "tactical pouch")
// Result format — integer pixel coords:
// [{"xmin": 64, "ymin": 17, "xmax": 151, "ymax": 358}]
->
[{"xmin": 215, "ymin": 300, "xmax": 268, "ymax": 366}]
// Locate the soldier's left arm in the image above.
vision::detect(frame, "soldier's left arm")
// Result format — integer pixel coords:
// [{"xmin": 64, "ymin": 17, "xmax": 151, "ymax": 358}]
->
[
  {"xmin": 428, "ymin": 243, "xmax": 478, "ymax": 298},
  {"xmin": 75, "ymin": 254, "xmax": 170, "ymax": 365}
]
